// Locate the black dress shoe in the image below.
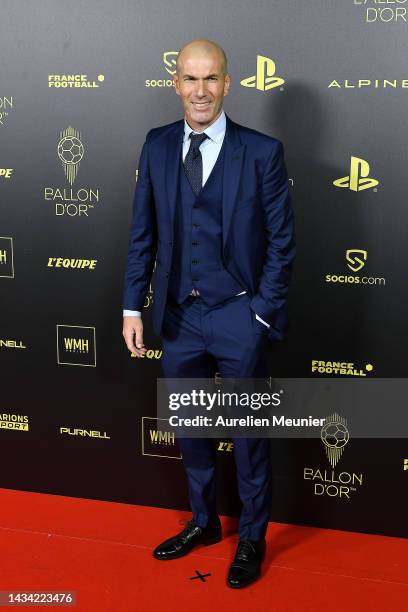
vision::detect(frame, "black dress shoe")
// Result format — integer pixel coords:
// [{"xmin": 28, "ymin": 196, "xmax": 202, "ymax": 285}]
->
[
  {"xmin": 227, "ymin": 539, "xmax": 266, "ymax": 588},
  {"xmin": 153, "ymin": 519, "xmax": 222, "ymax": 560}
]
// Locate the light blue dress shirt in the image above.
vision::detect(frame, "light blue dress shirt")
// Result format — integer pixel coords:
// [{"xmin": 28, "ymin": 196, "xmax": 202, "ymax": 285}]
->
[{"xmin": 123, "ymin": 110, "xmax": 269, "ymax": 328}]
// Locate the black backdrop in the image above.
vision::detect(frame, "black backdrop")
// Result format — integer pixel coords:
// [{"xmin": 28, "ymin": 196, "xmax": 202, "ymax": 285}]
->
[{"xmin": 1, "ymin": 0, "xmax": 408, "ymax": 537}]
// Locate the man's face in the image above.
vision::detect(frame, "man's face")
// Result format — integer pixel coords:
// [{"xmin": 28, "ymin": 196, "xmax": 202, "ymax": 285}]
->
[{"xmin": 174, "ymin": 51, "xmax": 230, "ymax": 131}]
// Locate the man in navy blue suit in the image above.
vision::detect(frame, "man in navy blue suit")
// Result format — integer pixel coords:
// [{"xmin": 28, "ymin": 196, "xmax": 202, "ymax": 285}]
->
[{"xmin": 122, "ymin": 39, "xmax": 295, "ymax": 588}]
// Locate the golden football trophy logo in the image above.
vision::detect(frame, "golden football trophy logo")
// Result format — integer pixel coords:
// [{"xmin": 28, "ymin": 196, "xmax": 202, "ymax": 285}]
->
[
  {"xmin": 240, "ymin": 55, "xmax": 285, "ymax": 91},
  {"xmin": 163, "ymin": 51, "xmax": 178, "ymax": 75},
  {"xmin": 321, "ymin": 413, "xmax": 349, "ymax": 468},
  {"xmin": 57, "ymin": 126, "xmax": 84, "ymax": 186},
  {"xmin": 346, "ymin": 249, "xmax": 367, "ymax": 272},
  {"xmin": 333, "ymin": 156, "xmax": 379, "ymax": 192}
]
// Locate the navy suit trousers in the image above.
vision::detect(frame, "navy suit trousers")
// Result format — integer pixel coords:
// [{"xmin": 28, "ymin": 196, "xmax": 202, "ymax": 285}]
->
[{"xmin": 161, "ymin": 292, "xmax": 272, "ymax": 541}]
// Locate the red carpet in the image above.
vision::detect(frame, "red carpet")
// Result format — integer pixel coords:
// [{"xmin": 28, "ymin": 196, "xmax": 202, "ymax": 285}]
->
[{"xmin": 0, "ymin": 488, "xmax": 407, "ymax": 611}]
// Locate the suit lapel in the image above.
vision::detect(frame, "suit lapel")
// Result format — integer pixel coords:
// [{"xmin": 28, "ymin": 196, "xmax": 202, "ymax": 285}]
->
[
  {"xmin": 165, "ymin": 120, "xmax": 184, "ymax": 231},
  {"xmin": 222, "ymin": 115, "xmax": 245, "ymax": 250}
]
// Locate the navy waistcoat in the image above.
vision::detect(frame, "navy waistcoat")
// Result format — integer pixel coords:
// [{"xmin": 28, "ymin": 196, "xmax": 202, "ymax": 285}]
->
[{"xmin": 168, "ymin": 138, "xmax": 244, "ymax": 305}]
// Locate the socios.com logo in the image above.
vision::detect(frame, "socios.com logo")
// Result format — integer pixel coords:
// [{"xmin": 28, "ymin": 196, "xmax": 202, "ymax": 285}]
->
[
  {"xmin": 240, "ymin": 55, "xmax": 284, "ymax": 91},
  {"xmin": 325, "ymin": 248, "xmax": 385, "ymax": 286},
  {"xmin": 333, "ymin": 156, "xmax": 378, "ymax": 192},
  {"xmin": 346, "ymin": 249, "xmax": 367, "ymax": 272},
  {"xmin": 163, "ymin": 51, "xmax": 178, "ymax": 75},
  {"xmin": 145, "ymin": 51, "xmax": 177, "ymax": 87}
]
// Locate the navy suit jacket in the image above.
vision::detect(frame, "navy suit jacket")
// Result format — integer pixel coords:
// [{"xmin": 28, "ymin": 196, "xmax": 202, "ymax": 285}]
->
[{"xmin": 123, "ymin": 114, "xmax": 296, "ymax": 342}]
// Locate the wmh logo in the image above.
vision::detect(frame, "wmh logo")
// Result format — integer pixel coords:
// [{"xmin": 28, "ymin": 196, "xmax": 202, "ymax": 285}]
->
[
  {"xmin": 57, "ymin": 325, "xmax": 96, "ymax": 367},
  {"xmin": 333, "ymin": 156, "xmax": 379, "ymax": 192},
  {"xmin": 142, "ymin": 417, "xmax": 181, "ymax": 459},
  {"xmin": 240, "ymin": 55, "xmax": 284, "ymax": 91},
  {"xmin": 0, "ymin": 237, "xmax": 14, "ymax": 278},
  {"xmin": 150, "ymin": 429, "xmax": 175, "ymax": 445}
]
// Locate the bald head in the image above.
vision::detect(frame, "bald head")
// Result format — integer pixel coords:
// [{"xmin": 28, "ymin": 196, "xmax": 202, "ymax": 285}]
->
[
  {"xmin": 176, "ymin": 39, "xmax": 228, "ymax": 75},
  {"xmin": 173, "ymin": 38, "xmax": 230, "ymax": 132}
]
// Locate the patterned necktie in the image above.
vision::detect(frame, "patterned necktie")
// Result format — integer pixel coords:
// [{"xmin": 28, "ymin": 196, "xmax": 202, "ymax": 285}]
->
[{"xmin": 184, "ymin": 132, "xmax": 208, "ymax": 195}]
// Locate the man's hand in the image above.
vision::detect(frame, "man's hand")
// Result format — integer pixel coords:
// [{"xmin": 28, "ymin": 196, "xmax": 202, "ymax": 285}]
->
[{"xmin": 122, "ymin": 316, "xmax": 147, "ymax": 358}]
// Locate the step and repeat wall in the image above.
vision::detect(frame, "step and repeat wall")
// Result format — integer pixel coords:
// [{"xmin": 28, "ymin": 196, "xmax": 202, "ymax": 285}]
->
[{"xmin": 1, "ymin": 0, "xmax": 408, "ymax": 537}]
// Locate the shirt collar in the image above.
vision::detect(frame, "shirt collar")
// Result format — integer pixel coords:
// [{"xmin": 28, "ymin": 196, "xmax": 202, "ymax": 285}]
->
[{"xmin": 183, "ymin": 110, "xmax": 226, "ymax": 145}]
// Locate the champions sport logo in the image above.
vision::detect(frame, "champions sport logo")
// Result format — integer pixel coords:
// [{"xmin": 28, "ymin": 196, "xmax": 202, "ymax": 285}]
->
[{"xmin": 0, "ymin": 413, "xmax": 29, "ymax": 431}]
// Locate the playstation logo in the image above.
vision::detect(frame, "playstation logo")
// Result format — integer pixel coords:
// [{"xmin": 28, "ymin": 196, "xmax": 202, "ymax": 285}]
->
[
  {"xmin": 240, "ymin": 55, "xmax": 285, "ymax": 91},
  {"xmin": 346, "ymin": 249, "xmax": 367, "ymax": 272},
  {"xmin": 333, "ymin": 156, "xmax": 379, "ymax": 192}
]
